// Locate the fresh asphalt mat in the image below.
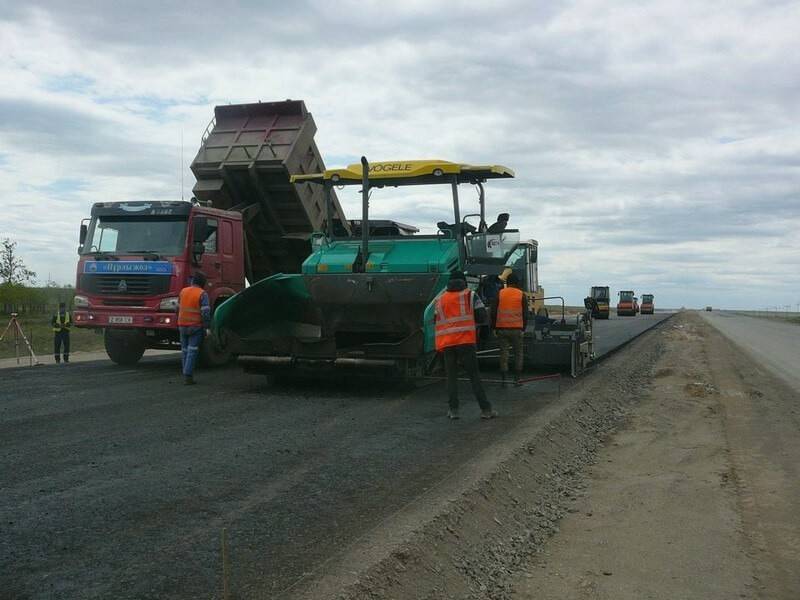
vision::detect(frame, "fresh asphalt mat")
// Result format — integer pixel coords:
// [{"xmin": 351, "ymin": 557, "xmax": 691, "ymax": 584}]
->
[{"xmin": 0, "ymin": 314, "xmax": 671, "ymax": 599}]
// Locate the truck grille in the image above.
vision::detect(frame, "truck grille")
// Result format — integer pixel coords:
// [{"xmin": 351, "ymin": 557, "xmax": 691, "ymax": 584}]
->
[
  {"xmin": 80, "ymin": 274, "xmax": 170, "ymax": 296},
  {"xmin": 103, "ymin": 299, "xmax": 145, "ymax": 306}
]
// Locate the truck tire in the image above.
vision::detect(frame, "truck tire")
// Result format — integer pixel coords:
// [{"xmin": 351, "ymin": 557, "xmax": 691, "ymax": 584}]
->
[
  {"xmin": 198, "ymin": 330, "xmax": 232, "ymax": 368},
  {"xmin": 104, "ymin": 329, "xmax": 146, "ymax": 365}
]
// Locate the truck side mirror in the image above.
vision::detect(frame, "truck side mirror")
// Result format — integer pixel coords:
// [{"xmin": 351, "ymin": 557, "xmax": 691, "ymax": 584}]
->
[
  {"xmin": 79, "ymin": 223, "xmax": 88, "ymax": 245},
  {"xmin": 192, "ymin": 217, "xmax": 208, "ymax": 265}
]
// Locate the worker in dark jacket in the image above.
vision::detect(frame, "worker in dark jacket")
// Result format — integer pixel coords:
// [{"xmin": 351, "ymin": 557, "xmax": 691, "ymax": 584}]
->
[
  {"xmin": 491, "ymin": 273, "xmax": 528, "ymax": 386},
  {"xmin": 486, "ymin": 213, "xmax": 510, "ymax": 234},
  {"xmin": 434, "ymin": 270, "xmax": 496, "ymax": 420},
  {"xmin": 51, "ymin": 302, "xmax": 71, "ymax": 364},
  {"xmin": 176, "ymin": 271, "xmax": 211, "ymax": 385}
]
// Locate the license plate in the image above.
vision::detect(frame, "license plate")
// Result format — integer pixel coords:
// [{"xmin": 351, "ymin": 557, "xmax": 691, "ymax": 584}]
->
[{"xmin": 108, "ymin": 316, "xmax": 133, "ymax": 324}]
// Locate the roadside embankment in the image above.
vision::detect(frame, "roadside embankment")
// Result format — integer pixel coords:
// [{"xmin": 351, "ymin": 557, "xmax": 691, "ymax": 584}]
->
[{"xmin": 511, "ymin": 312, "xmax": 755, "ymax": 599}]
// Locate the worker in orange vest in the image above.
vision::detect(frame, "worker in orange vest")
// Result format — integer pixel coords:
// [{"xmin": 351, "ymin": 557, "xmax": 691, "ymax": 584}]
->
[
  {"xmin": 435, "ymin": 270, "xmax": 496, "ymax": 420},
  {"xmin": 177, "ymin": 271, "xmax": 211, "ymax": 385},
  {"xmin": 491, "ymin": 273, "xmax": 528, "ymax": 386}
]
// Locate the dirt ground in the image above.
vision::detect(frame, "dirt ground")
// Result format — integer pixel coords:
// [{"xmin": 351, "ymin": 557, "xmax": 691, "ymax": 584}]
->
[{"xmin": 509, "ymin": 312, "xmax": 800, "ymax": 599}]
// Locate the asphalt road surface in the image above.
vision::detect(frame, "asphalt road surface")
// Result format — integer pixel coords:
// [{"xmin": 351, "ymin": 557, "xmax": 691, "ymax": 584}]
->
[
  {"xmin": 0, "ymin": 312, "xmax": 671, "ymax": 599},
  {"xmin": 592, "ymin": 311, "xmax": 672, "ymax": 357},
  {"xmin": 699, "ymin": 311, "xmax": 800, "ymax": 391}
]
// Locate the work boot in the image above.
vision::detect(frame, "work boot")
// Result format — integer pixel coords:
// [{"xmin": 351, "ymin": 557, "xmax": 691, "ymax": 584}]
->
[
  {"xmin": 54, "ymin": 356, "xmax": 60, "ymax": 364},
  {"xmin": 447, "ymin": 409, "xmax": 460, "ymax": 420},
  {"xmin": 481, "ymin": 409, "xmax": 498, "ymax": 420},
  {"xmin": 514, "ymin": 372, "xmax": 521, "ymax": 387},
  {"xmin": 183, "ymin": 375, "xmax": 196, "ymax": 386},
  {"xmin": 64, "ymin": 356, "xmax": 70, "ymax": 364}
]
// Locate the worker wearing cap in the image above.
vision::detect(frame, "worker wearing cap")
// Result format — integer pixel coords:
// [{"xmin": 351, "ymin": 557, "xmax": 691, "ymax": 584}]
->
[
  {"xmin": 491, "ymin": 273, "xmax": 528, "ymax": 386},
  {"xmin": 434, "ymin": 270, "xmax": 496, "ymax": 420},
  {"xmin": 51, "ymin": 301, "xmax": 71, "ymax": 364},
  {"xmin": 177, "ymin": 271, "xmax": 211, "ymax": 385}
]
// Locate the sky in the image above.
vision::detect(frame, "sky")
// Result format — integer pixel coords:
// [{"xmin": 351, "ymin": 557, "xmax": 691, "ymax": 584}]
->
[{"xmin": 1, "ymin": 0, "xmax": 798, "ymax": 309}]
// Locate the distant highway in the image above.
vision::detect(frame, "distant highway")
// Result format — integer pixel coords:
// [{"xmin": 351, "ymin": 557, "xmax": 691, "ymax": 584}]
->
[{"xmin": 699, "ymin": 311, "xmax": 800, "ymax": 391}]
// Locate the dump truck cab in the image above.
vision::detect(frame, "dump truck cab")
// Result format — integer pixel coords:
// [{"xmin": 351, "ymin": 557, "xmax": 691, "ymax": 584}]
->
[
  {"xmin": 73, "ymin": 201, "xmax": 244, "ymax": 365},
  {"xmin": 641, "ymin": 294, "xmax": 654, "ymax": 314},
  {"xmin": 617, "ymin": 290, "xmax": 636, "ymax": 316},
  {"xmin": 590, "ymin": 286, "xmax": 611, "ymax": 319}
]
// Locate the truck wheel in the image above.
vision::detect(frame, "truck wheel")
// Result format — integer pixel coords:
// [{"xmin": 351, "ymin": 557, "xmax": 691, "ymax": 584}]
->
[
  {"xmin": 104, "ymin": 329, "xmax": 146, "ymax": 365},
  {"xmin": 199, "ymin": 330, "xmax": 232, "ymax": 368}
]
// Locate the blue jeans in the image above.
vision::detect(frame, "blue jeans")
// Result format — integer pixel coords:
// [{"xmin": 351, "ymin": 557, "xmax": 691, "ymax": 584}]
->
[{"xmin": 179, "ymin": 327, "xmax": 204, "ymax": 376}]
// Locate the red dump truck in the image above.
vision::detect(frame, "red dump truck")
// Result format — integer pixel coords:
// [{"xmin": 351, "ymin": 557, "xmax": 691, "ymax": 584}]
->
[{"xmin": 72, "ymin": 100, "xmax": 348, "ymax": 365}]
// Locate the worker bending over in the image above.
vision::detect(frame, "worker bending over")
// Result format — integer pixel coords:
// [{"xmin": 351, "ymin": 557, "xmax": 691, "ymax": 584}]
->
[
  {"xmin": 491, "ymin": 273, "xmax": 528, "ymax": 386},
  {"xmin": 435, "ymin": 270, "xmax": 496, "ymax": 420},
  {"xmin": 51, "ymin": 301, "xmax": 71, "ymax": 364},
  {"xmin": 177, "ymin": 271, "xmax": 211, "ymax": 385}
]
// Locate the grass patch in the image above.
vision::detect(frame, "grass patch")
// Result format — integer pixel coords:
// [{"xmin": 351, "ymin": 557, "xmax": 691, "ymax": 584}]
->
[{"xmin": 0, "ymin": 314, "xmax": 105, "ymax": 360}]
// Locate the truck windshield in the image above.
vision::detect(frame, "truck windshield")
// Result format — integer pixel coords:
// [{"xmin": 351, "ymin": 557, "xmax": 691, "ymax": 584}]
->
[
  {"xmin": 619, "ymin": 291, "xmax": 634, "ymax": 301},
  {"xmin": 82, "ymin": 216, "xmax": 188, "ymax": 256},
  {"xmin": 642, "ymin": 295, "xmax": 653, "ymax": 303},
  {"xmin": 592, "ymin": 288, "xmax": 609, "ymax": 299}
]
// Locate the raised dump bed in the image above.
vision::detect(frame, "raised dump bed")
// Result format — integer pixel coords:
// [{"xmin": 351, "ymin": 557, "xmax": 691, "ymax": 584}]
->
[{"xmin": 190, "ymin": 100, "xmax": 348, "ymax": 282}]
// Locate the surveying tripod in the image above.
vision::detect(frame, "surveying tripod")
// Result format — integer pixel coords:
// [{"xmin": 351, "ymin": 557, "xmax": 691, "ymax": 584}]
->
[{"xmin": 0, "ymin": 313, "xmax": 40, "ymax": 366}]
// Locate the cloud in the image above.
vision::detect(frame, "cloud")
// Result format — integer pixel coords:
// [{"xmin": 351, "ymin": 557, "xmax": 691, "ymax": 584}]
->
[{"xmin": 0, "ymin": 0, "xmax": 799, "ymax": 309}]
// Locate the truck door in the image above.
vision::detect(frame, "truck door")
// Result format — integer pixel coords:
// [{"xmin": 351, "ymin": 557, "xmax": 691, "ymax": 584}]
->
[
  {"xmin": 196, "ymin": 217, "xmax": 222, "ymax": 290},
  {"xmin": 218, "ymin": 218, "xmax": 242, "ymax": 288}
]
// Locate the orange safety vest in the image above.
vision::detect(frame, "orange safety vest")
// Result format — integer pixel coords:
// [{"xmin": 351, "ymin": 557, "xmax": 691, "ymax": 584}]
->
[
  {"xmin": 434, "ymin": 289, "xmax": 477, "ymax": 351},
  {"xmin": 177, "ymin": 286, "xmax": 204, "ymax": 327},
  {"xmin": 495, "ymin": 287, "xmax": 524, "ymax": 329}
]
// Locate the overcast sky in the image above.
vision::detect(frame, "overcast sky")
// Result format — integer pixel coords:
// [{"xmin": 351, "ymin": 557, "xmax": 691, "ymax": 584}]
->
[{"xmin": 1, "ymin": 1, "xmax": 798, "ymax": 309}]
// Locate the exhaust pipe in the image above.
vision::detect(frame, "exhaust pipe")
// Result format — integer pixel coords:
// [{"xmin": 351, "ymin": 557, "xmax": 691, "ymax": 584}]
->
[{"xmin": 360, "ymin": 156, "xmax": 370, "ymax": 272}]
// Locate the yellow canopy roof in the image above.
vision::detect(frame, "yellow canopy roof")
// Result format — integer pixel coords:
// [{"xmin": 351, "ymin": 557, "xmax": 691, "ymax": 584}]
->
[{"xmin": 291, "ymin": 159, "xmax": 514, "ymax": 186}]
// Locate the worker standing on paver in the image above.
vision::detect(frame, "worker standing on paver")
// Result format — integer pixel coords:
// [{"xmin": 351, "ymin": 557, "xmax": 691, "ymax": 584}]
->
[
  {"xmin": 177, "ymin": 271, "xmax": 210, "ymax": 385},
  {"xmin": 435, "ymin": 270, "xmax": 496, "ymax": 420},
  {"xmin": 491, "ymin": 273, "xmax": 528, "ymax": 386},
  {"xmin": 51, "ymin": 301, "xmax": 71, "ymax": 364}
]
